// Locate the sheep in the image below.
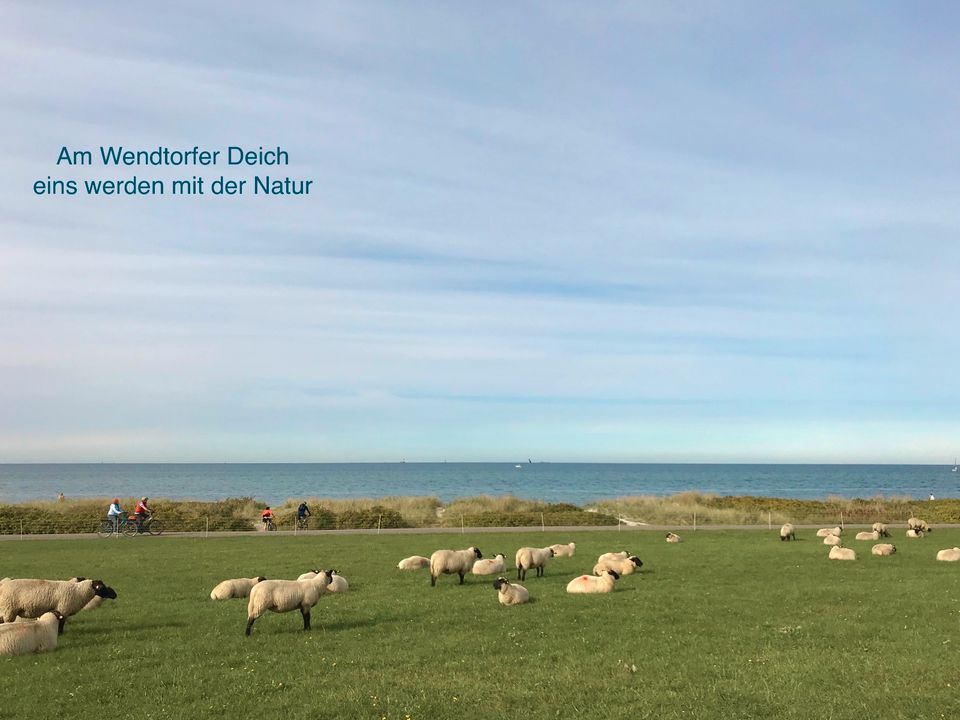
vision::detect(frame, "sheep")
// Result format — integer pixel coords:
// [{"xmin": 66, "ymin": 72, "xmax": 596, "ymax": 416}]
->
[
  {"xmin": 296, "ymin": 570, "xmax": 322, "ymax": 581},
  {"xmin": 935, "ymin": 547, "xmax": 960, "ymax": 562},
  {"xmin": 397, "ymin": 556, "xmax": 430, "ymax": 571},
  {"xmin": 593, "ymin": 555, "xmax": 643, "ymax": 576},
  {"xmin": 822, "ymin": 534, "xmax": 842, "ymax": 546},
  {"xmin": 548, "ymin": 542, "xmax": 576, "ymax": 557},
  {"xmin": 906, "ymin": 529, "xmax": 924, "ymax": 539},
  {"xmin": 871, "ymin": 543, "xmax": 897, "ymax": 556},
  {"xmin": 0, "ymin": 579, "xmax": 117, "ymax": 633},
  {"xmin": 429, "ymin": 547, "xmax": 482, "ymax": 586},
  {"xmin": 872, "ymin": 523, "xmax": 890, "ymax": 537},
  {"xmin": 597, "ymin": 551, "xmax": 630, "ymax": 563},
  {"xmin": 471, "ymin": 553, "xmax": 507, "ymax": 576},
  {"xmin": 665, "ymin": 532, "xmax": 682, "ymax": 543},
  {"xmin": 855, "ymin": 531, "xmax": 881, "ymax": 541},
  {"xmin": 245, "ymin": 570, "xmax": 333, "ymax": 636},
  {"xmin": 816, "ymin": 527, "xmax": 842, "ymax": 538},
  {"xmin": 566, "ymin": 569, "xmax": 620, "ymax": 594},
  {"xmin": 828, "ymin": 546, "xmax": 856, "ymax": 561},
  {"xmin": 210, "ymin": 576, "xmax": 267, "ymax": 600},
  {"xmin": 515, "ymin": 547, "xmax": 555, "ymax": 581},
  {"xmin": 327, "ymin": 572, "xmax": 349, "ymax": 593},
  {"xmin": 907, "ymin": 518, "xmax": 932, "ymax": 533},
  {"xmin": 492, "ymin": 577, "xmax": 529, "ymax": 606},
  {"xmin": 779, "ymin": 524, "xmax": 796, "ymax": 541},
  {"xmin": 0, "ymin": 611, "xmax": 61, "ymax": 656},
  {"xmin": 66, "ymin": 578, "xmax": 105, "ymax": 611}
]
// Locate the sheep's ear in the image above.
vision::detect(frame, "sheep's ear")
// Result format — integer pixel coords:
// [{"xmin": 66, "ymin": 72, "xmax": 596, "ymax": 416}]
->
[
  {"xmin": 91, "ymin": 579, "xmax": 103, "ymax": 588},
  {"xmin": 258, "ymin": 576, "xmax": 266, "ymax": 582}
]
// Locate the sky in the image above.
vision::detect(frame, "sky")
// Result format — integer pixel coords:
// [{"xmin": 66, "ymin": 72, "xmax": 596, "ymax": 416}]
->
[{"xmin": 1, "ymin": 2, "xmax": 958, "ymax": 463}]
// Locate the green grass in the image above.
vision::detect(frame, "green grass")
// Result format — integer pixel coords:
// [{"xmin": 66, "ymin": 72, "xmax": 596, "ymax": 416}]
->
[{"xmin": 2, "ymin": 529, "xmax": 959, "ymax": 719}]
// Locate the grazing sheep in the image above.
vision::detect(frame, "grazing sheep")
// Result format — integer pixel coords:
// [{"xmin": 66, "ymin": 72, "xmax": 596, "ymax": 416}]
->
[
  {"xmin": 430, "ymin": 547, "xmax": 482, "ymax": 586},
  {"xmin": 829, "ymin": 546, "xmax": 856, "ymax": 561},
  {"xmin": 566, "ymin": 569, "xmax": 620, "ymax": 594},
  {"xmin": 779, "ymin": 524, "xmax": 796, "ymax": 542},
  {"xmin": 935, "ymin": 547, "xmax": 960, "ymax": 562},
  {"xmin": 906, "ymin": 529, "xmax": 924, "ymax": 539},
  {"xmin": 871, "ymin": 543, "xmax": 897, "ymax": 556},
  {"xmin": 666, "ymin": 532, "xmax": 682, "ymax": 543},
  {"xmin": 823, "ymin": 534, "xmax": 843, "ymax": 546},
  {"xmin": 548, "ymin": 542, "xmax": 576, "ymax": 557},
  {"xmin": 472, "ymin": 553, "xmax": 507, "ymax": 576},
  {"xmin": 0, "ymin": 611, "xmax": 61, "ymax": 656},
  {"xmin": 907, "ymin": 518, "xmax": 931, "ymax": 533},
  {"xmin": 593, "ymin": 555, "xmax": 643, "ymax": 576},
  {"xmin": 872, "ymin": 523, "xmax": 890, "ymax": 537},
  {"xmin": 327, "ymin": 572, "xmax": 349, "ymax": 593},
  {"xmin": 0, "ymin": 579, "xmax": 117, "ymax": 633},
  {"xmin": 397, "ymin": 556, "xmax": 430, "ymax": 571},
  {"xmin": 597, "ymin": 551, "xmax": 630, "ymax": 564},
  {"xmin": 492, "ymin": 577, "xmax": 529, "ymax": 606},
  {"xmin": 855, "ymin": 531, "xmax": 881, "ymax": 541},
  {"xmin": 245, "ymin": 570, "xmax": 333, "ymax": 636},
  {"xmin": 816, "ymin": 527, "xmax": 842, "ymax": 538},
  {"xmin": 515, "ymin": 547, "xmax": 555, "ymax": 581},
  {"xmin": 210, "ymin": 576, "xmax": 267, "ymax": 600}
]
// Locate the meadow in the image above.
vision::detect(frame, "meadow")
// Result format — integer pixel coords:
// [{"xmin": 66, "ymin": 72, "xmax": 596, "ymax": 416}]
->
[{"xmin": 1, "ymin": 528, "xmax": 959, "ymax": 719}]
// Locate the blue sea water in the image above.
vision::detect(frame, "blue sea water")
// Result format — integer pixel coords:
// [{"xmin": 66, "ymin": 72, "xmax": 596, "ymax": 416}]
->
[{"xmin": 0, "ymin": 463, "xmax": 956, "ymax": 504}]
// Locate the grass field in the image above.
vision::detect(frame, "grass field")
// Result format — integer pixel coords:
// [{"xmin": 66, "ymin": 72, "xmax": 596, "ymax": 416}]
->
[{"xmin": 2, "ymin": 529, "xmax": 959, "ymax": 719}]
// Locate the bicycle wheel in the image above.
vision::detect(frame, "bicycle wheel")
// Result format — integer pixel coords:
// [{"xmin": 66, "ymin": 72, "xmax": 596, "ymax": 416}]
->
[
  {"xmin": 122, "ymin": 522, "xmax": 139, "ymax": 537},
  {"xmin": 147, "ymin": 521, "xmax": 164, "ymax": 536},
  {"xmin": 97, "ymin": 521, "xmax": 115, "ymax": 538}
]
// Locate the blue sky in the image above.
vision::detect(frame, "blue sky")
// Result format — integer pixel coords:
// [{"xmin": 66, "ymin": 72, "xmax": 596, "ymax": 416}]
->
[{"xmin": 1, "ymin": 2, "xmax": 958, "ymax": 462}]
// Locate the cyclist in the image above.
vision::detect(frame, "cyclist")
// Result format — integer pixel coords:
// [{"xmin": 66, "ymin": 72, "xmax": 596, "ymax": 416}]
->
[
  {"xmin": 297, "ymin": 501, "xmax": 311, "ymax": 528},
  {"xmin": 107, "ymin": 498, "xmax": 124, "ymax": 532},
  {"xmin": 261, "ymin": 506, "xmax": 274, "ymax": 530},
  {"xmin": 134, "ymin": 497, "xmax": 152, "ymax": 530}
]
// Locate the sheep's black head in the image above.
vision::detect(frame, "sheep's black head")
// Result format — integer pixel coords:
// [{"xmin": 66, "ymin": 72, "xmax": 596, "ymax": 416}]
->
[
  {"xmin": 92, "ymin": 580, "xmax": 117, "ymax": 599},
  {"xmin": 323, "ymin": 570, "xmax": 334, "ymax": 581},
  {"xmin": 665, "ymin": 533, "xmax": 671, "ymax": 538},
  {"xmin": 256, "ymin": 576, "xmax": 266, "ymax": 582},
  {"xmin": 473, "ymin": 547, "xmax": 483, "ymax": 559},
  {"xmin": 548, "ymin": 548, "xmax": 555, "ymax": 557},
  {"xmin": 607, "ymin": 570, "xmax": 620, "ymax": 580},
  {"xmin": 71, "ymin": 577, "xmax": 86, "ymax": 582},
  {"xmin": 629, "ymin": 556, "xmax": 643, "ymax": 568},
  {"xmin": 493, "ymin": 577, "xmax": 507, "ymax": 590}
]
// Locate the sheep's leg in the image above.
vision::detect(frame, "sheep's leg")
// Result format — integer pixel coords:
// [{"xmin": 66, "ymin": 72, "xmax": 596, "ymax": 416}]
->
[
  {"xmin": 57, "ymin": 616, "xmax": 66, "ymax": 635},
  {"xmin": 301, "ymin": 608, "xmax": 311, "ymax": 631},
  {"xmin": 458, "ymin": 572, "xmax": 465, "ymax": 585},
  {"xmin": 245, "ymin": 618, "xmax": 256, "ymax": 636},
  {"xmin": 431, "ymin": 574, "xmax": 437, "ymax": 587}
]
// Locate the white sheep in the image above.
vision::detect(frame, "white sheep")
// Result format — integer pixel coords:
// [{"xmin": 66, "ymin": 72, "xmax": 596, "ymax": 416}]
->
[
  {"xmin": 515, "ymin": 547, "xmax": 555, "ymax": 581},
  {"xmin": 906, "ymin": 529, "xmax": 924, "ymax": 539},
  {"xmin": 935, "ymin": 547, "xmax": 960, "ymax": 562},
  {"xmin": 666, "ymin": 532, "xmax": 682, "ymax": 543},
  {"xmin": 471, "ymin": 553, "xmax": 507, "ymax": 576},
  {"xmin": 0, "ymin": 611, "xmax": 61, "ymax": 656},
  {"xmin": 296, "ymin": 570, "xmax": 322, "ymax": 581},
  {"xmin": 492, "ymin": 577, "xmax": 529, "ymax": 606},
  {"xmin": 855, "ymin": 531, "xmax": 881, "ymax": 541},
  {"xmin": 397, "ymin": 556, "xmax": 430, "ymax": 571},
  {"xmin": 907, "ymin": 518, "xmax": 931, "ymax": 533},
  {"xmin": 327, "ymin": 572, "xmax": 349, "ymax": 593},
  {"xmin": 566, "ymin": 569, "xmax": 620, "ymax": 594},
  {"xmin": 597, "ymin": 551, "xmax": 630, "ymax": 563},
  {"xmin": 66, "ymin": 578, "xmax": 106, "ymax": 611},
  {"xmin": 245, "ymin": 570, "xmax": 333, "ymax": 636},
  {"xmin": 593, "ymin": 555, "xmax": 643, "ymax": 576},
  {"xmin": 779, "ymin": 524, "xmax": 795, "ymax": 542},
  {"xmin": 872, "ymin": 523, "xmax": 890, "ymax": 537},
  {"xmin": 828, "ymin": 546, "xmax": 856, "ymax": 561},
  {"xmin": 0, "ymin": 579, "xmax": 117, "ymax": 633},
  {"xmin": 429, "ymin": 547, "xmax": 482, "ymax": 586},
  {"xmin": 548, "ymin": 542, "xmax": 576, "ymax": 557},
  {"xmin": 823, "ymin": 534, "xmax": 842, "ymax": 546},
  {"xmin": 816, "ymin": 527, "xmax": 842, "ymax": 538},
  {"xmin": 871, "ymin": 543, "xmax": 897, "ymax": 556},
  {"xmin": 210, "ymin": 576, "xmax": 267, "ymax": 600}
]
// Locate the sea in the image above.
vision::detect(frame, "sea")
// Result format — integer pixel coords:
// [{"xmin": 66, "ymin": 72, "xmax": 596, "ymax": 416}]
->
[{"xmin": 0, "ymin": 463, "xmax": 956, "ymax": 505}]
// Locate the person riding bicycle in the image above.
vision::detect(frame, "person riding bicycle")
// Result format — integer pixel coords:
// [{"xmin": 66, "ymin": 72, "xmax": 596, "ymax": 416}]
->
[
  {"xmin": 297, "ymin": 501, "xmax": 311, "ymax": 526},
  {"xmin": 261, "ymin": 506, "xmax": 274, "ymax": 530},
  {"xmin": 134, "ymin": 497, "xmax": 152, "ymax": 530},
  {"xmin": 107, "ymin": 498, "xmax": 124, "ymax": 531}
]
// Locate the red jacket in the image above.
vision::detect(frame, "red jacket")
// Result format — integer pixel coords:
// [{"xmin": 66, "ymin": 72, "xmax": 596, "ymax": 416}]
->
[{"xmin": 135, "ymin": 501, "xmax": 150, "ymax": 515}]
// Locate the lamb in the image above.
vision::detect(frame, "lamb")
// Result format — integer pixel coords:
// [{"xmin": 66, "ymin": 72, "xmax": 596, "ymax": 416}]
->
[
  {"xmin": 327, "ymin": 572, "xmax": 349, "ymax": 593},
  {"xmin": 210, "ymin": 576, "xmax": 267, "ymax": 600},
  {"xmin": 935, "ymin": 547, "xmax": 960, "ymax": 562},
  {"xmin": 0, "ymin": 579, "xmax": 117, "ymax": 633},
  {"xmin": 492, "ymin": 577, "xmax": 529, "ymax": 606},
  {"xmin": 907, "ymin": 518, "xmax": 932, "ymax": 533},
  {"xmin": 515, "ymin": 547, "xmax": 555, "ymax": 581},
  {"xmin": 816, "ymin": 527, "xmax": 842, "ymax": 538},
  {"xmin": 245, "ymin": 570, "xmax": 333, "ymax": 636},
  {"xmin": 828, "ymin": 546, "xmax": 856, "ymax": 561},
  {"xmin": 397, "ymin": 556, "xmax": 430, "ymax": 571},
  {"xmin": 779, "ymin": 524, "xmax": 795, "ymax": 541},
  {"xmin": 471, "ymin": 553, "xmax": 507, "ymax": 576},
  {"xmin": 0, "ymin": 611, "xmax": 61, "ymax": 656},
  {"xmin": 823, "ymin": 534, "xmax": 842, "ymax": 546},
  {"xmin": 872, "ymin": 523, "xmax": 890, "ymax": 537},
  {"xmin": 430, "ymin": 547, "xmax": 482, "ymax": 586},
  {"xmin": 566, "ymin": 569, "xmax": 620, "ymax": 594},
  {"xmin": 548, "ymin": 542, "xmax": 576, "ymax": 557},
  {"xmin": 871, "ymin": 543, "xmax": 897, "ymax": 556},
  {"xmin": 597, "ymin": 551, "xmax": 630, "ymax": 563},
  {"xmin": 593, "ymin": 555, "xmax": 643, "ymax": 576},
  {"xmin": 665, "ymin": 532, "xmax": 682, "ymax": 543},
  {"xmin": 855, "ymin": 531, "xmax": 881, "ymax": 541},
  {"xmin": 906, "ymin": 529, "xmax": 924, "ymax": 539}
]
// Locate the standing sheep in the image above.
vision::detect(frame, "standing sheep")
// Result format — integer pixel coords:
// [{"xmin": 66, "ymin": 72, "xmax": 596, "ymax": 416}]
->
[
  {"xmin": 245, "ymin": 570, "xmax": 333, "ymax": 636},
  {"xmin": 871, "ymin": 544, "xmax": 897, "ymax": 556},
  {"xmin": 492, "ymin": 577, "xmax": 529, "ymax": 606},
  {"xmin": 515, "ymin": 547, "xmax": 555, "ymax": 581},
  {"xmin": 548, "ymin": 543, "xmax": 576, "ymax": 557},
  {"xmin": 566, "ymin": 569, "xmax": 620, "ymax": 594},
  {"xmin": 210, "ymin": 576, "xmax": 267, "ymax": 600},
  {"xmin": 855, "ymin": 531, "xmax": 881, "ymax": 541},
  {"xmin": 779, "ymin": 524, "xmax": 796, "ymax": 541},
  {"xmin": 0, "ymin": 611, "xmax": 61, "ymax": 656},
  {"xmin": 907, "ymin": 518, "xmax": 931, "ymax": 533},
  {"xmin": 872, "ymin": 523, "xmax": 890, "ymax": 537},
  {"xmin": 823, "ymin": 534, "xmax": 842, "ymax": 546},
  {"xmin": 429, "ymin": 547, "xmax": 482, "ymax": 586},
  {"xmin": 828, "ymin": 546, "xmax": 856, "ymax": 561},
  {"xmin": 935, "ymin": 548, "xmax": 960, "ymax": 562},
  {"xmin": 0, "ymin": 579, "xmax": 117, "ymax": 633},
  {"xmin": 593, "ymin": 555, "xmax": 643, "ymax": 576},
  {"xmin": 472, "ymin": 553, "xmax": 507, "ymax": 576},
  {"xmin": 666, "ymin": 532, "xmax": 682, "ymax": 543},
  {"xmin": 397, "ymin": 556, "xmax": 430, "ymax": 571}
]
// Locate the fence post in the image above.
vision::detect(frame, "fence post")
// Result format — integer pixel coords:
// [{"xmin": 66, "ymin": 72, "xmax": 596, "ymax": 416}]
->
[
  {"xmin": 205, "ymin": 517, "xmax": 209, "ymax": 539},
  {"xmin": 377, "ymin": 514, "xmax": 382, "ymax": 535},
  {"xmin": 460, "ymin": 513, "xmax": 464, "ymax": 534},
  {"xmin": 768, "ymin": 511, "xmax": 771, "ymax": 530},
  {"xmin": 541, "ymin": 512, "xmax": 545, "ymax": 531},
  {"xmin": 840, "ymin": 511, "xmax": 844, "ymax": 529},
  {"xmin": 20, "ymin": 518, "xmax": 24, "ymax": 540},
  {"xmin": 693, "ymin": 512, "xmax": 697, "ymax": 532}
]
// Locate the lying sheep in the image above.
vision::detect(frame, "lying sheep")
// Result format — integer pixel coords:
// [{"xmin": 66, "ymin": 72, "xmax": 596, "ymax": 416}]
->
[
  {"xmin": 0, "ymin": 579, "xmax": 117, "ymax": 633},
  {"xmin": 871, "ymin": 543, "xmax": 897, "ymax": 556},
  {"xmin": 855, "ymin": 531, "xmax": 881, "ymax": 541},
  {"xmin": 823, "ymin": 534, "xmax": 842, "ymax": 546},
  {"xmin": 515, "ymin": 547, "xmax": 555, "ymax": 581},
  {"xmin": 327, "ymin": 572, "xmax": 349, "ymax": 593},
  {"xmin": 872, "ymin": 523, "xmax": 890, "ymax": 537},
  {"xmin": 210, "ymin": 576, "xmax": 267, "ymax": 600},
  {"xmin": 296, "ymin": 570, "xmax": 322, "ymax": 581},
  {"xmin": 492, "ymin": 577, "xmax": 529, "ymax": 606},
  {"xmin": 0, "ymin": 611, "xmax": 61, "ymax": 656},
  {"xmin": 430, "ymin": 547, "xmax": 482, "ymax": 586},
  {"xmin": 548, "ymin": 542, "xmax": 576, "ymax": 557},
  {"xmin": 935, "ymin": 547, "xmax": 960, "ymax": 562},
  {"xmin": 906, "ymin": 529, "xmax": 924, "ymax": 539},
  {"xmin": 666, "ymin": 532, "xmax": 682, "ymax": 543},
  {"xmin": 829, "ymin": 546, "xmax": 856, "ymax": 561},
  {"xmin": 779, "ymin": 524, "xmax": 796, "ymax": 541},
  {"xmin": 907, "ymin": 518, "xmax": 931, "ymax": 533},
  {"xmin": 597, "ymin": 551, "xmax": 630, "ymax": 563},
  {"xmin": 566, "ymin": 569, "xmax": 620, "ymax": 594},
  {"xmin": 245, "ymin": 570, "xmax": 333, "ymax": 636},
  {"xmin": 593, "ymin": 555, "xmax": 643, "ymax": 576},
  {"xmin": 397, "ymin": 556, "xmax": 430, "ymax": 571},
  {"xmin": 472, "ymin": 553, "xmax": 507, "ymax": 576},
  {"xmin": 816, "ymin": 527, "xmax": 842, "ymax": 538}
]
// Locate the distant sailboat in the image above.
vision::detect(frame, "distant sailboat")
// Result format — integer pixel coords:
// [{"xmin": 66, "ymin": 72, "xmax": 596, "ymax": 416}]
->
[{"xmin": 953, "ymin": 457, "xmax": 958, "ymax": 472}]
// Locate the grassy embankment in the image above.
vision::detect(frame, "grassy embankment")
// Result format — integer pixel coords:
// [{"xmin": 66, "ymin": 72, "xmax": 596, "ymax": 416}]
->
[{"xmin": 2, "ymin": 528, "xmax": 959, "ymax": 719}]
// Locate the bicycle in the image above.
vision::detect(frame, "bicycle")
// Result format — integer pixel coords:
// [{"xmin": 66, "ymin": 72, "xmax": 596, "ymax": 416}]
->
[
  {"xmin": 295, "ymin": 516, "xmax": 309, "ymax": 531},
  {"xmin": 262, "ymin": 518, "xmax": 276, "ymax": 532},
  {"xmin": 97, "ymin": 516, "xmax": 138, "ymax": 538},
  {"xmin": 129, "ymin": 515, "xmax": 164, "ymax": 536}
]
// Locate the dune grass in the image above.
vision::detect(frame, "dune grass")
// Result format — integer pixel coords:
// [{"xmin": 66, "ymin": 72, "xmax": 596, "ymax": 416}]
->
[{"xmin": 2, "ymin": 528, "xmax": 959, "ymax": 719}]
